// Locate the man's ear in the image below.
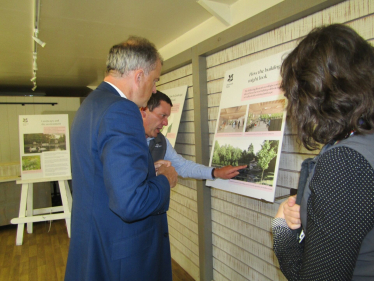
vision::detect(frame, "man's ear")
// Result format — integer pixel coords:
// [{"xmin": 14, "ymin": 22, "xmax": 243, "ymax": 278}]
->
[
  {"xmin": 134, "ymin": 69, "xmax": 144, "ymax": 85},
  {"xmin": 140, "ymin": 107, "xmax": 147, "ymax": 118}
]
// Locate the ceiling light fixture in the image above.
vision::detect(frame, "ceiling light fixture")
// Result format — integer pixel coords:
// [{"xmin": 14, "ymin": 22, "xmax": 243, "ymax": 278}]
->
[
  {"xmin": 33, "ymin": 52, "xmax": 38, "ymax": 71},
  {"xmin": 30, "ymin": 0, "xmax": 45, "ymax": 92},
  {"xmin": 32, "ymin": 35, "xmax": 46, "ymax": 48}
]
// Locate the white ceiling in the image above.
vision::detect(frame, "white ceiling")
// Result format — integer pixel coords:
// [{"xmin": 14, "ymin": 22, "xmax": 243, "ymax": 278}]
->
[
  {"xmin": 0, "ymin": 0, "xmax": 287, "ymax": 97},
  {"xmin": 0, "ymin": 0, "xmax": 217, "ymax": 96}
]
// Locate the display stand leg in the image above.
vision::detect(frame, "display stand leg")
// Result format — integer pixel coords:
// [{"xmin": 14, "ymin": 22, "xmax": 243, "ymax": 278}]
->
[
  {"xmin": 58, "ymin": 180, "xmax": 71, "ymax": 237},
  {"xmin": 27, "ymin": 183, "xmax": 33, "ymax": 233},
  {"xmin": 65, "ymin": 180, "xmax": 73, "ymax": 211},
  {"xmin": 15, "ymin": 183, "xmax": 29, "ymax": 245},
  {"xmin": 11, "ymin": 176, "xmax": 73, "ymax": 246}
]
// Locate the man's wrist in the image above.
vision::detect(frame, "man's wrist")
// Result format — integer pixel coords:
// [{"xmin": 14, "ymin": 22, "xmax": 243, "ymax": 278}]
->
[{"xmin": 211, "ymin": 168, "xmax": 216, "ymax": 179}]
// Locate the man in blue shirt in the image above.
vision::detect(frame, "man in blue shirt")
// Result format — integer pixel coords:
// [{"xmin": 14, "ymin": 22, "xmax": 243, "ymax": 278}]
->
[{"xmin": 141, "ymin": 91, "xmax": 246, "ymax": 179}]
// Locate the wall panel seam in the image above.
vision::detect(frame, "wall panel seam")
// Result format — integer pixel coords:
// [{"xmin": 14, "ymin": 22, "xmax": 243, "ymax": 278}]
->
[
  {"xmin": 170, "ymin": 197, "xmax": 198, "ymax": 213},
  {"xmin": 168, "ymin": 208, "xmax": 198, "ymax": 225},
  {"xmin": 212, "ymin": 233, "xmax": 278, "ymax": 267},
  {"xmin": 169, "ymin": 237, "xmax": 199, "ymax": 267},
  {"xmin": 212, "ymin": 224, "xmax": 274, "ymax": 252},
  {"xmin": 213, "ymin": 246, "xmax": 273, "ymax": 281},
  {"xmin": 211, "ymin": 207, "xmax": 272, "ymax": 232},
  {"xmin": 169, "ymin": 224, "xmax": 199, "ymax": 248},
  {"xmin": 212, "ymin": 197, "xmax": 276, "ymax": 218},
  {"xmin": 157, "ymin": 75, "xmax": 192, "ymax": 87}
]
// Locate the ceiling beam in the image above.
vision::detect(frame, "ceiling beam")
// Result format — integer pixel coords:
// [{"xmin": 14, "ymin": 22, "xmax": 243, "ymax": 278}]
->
[
  {"xmin": 197, "ymin": 0, "xmax": 231, "ymax": 26},
  {"xmin": 0, "ymin": 86, "xmax": 91, "ymax": 97},
  {"xmin": 162, "ymin": 0, "xmax": 345, "ymax": 74}
]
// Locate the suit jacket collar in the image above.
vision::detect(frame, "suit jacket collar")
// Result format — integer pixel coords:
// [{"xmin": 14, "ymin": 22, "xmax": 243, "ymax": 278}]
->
[{"xmin": 96, "ymin": 81, "xmax": 120, "ymax": 97}]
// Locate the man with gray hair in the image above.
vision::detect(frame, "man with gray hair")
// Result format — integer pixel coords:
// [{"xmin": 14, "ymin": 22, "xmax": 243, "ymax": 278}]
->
[{"xmin": 65, "ymin": 36, "xmax": 177, "ymax": 281}]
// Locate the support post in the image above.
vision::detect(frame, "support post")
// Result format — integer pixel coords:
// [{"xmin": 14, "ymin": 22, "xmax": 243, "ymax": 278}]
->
[{"xmin": 193, "ymin": 51, "xmax": 213, "ymax": 281}]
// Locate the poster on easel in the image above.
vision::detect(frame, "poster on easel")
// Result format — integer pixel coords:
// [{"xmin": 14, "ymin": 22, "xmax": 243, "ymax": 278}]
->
[
  {"xmin": 19, "ymin": 114, "xmax": 71, "ymax": 180},
  {"xmin": 160, "ymin": 85, "xmax": 188, "ymax": 147},
  {"xmin": 206, "ymin": 50, "xmax": 290, "ymax": 202}
]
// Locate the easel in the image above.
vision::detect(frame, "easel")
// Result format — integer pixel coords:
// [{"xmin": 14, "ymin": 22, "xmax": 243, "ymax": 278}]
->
[{"xmin": 10, "ymin": 176, "xmax": 72, "ymax": 245}]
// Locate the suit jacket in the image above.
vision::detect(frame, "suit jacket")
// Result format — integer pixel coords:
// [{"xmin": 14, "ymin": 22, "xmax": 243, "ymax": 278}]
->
[{"xmin": 65, "ymin": 82, "xmax": 172, "ymax": 281}]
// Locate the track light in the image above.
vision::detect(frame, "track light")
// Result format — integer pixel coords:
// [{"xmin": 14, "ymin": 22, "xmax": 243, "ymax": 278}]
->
[
  {"xmin": 32, "ymin": 36, "xmax": 46, "ymax": 48},
  {"xmin": 33, "ymin": 52, "xmax": 38, "ymax": 71},
  {"xmin": 31, "ymin": 3, "xmax": 44, "ymax": 92}
]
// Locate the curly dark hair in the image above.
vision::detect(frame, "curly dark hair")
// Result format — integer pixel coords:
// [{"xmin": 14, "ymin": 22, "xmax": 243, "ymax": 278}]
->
[{"xmin": 281, "ymin": 24, "xmax": 374, "ymax": 150}]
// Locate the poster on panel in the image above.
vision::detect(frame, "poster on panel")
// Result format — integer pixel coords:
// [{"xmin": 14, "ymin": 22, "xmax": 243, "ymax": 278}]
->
[
  {"xmin": 160, "ymin": 85, "xmax": 188, "ymax": 147},
  {"xmin": 19, "ymin": 114, "xmax": 71, "ymax": 180},
  {"xmin": 206, "ymin": 50, "xmax": 290, "ymax": 202}
]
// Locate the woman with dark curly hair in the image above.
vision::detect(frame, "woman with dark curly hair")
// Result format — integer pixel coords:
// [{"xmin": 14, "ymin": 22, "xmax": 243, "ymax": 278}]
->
[{"xmin": 272, "ymin": 24, "xmax": 374, "ymax": 280}]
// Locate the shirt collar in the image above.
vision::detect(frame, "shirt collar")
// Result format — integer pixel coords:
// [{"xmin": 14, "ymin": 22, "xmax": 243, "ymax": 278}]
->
[
  {"xmin": 146, "ymin": 137, "xmax": 154, "ymax": 145},
  {"xmin": 104, "ymin": 81, "xmax": 127, "ymax": 99}
]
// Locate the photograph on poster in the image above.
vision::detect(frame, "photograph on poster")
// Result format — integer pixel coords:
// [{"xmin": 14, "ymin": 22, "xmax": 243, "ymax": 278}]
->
[
  {"xmin": 245, "ymin": 99, "xmax": 285, "ymax": 132},
  {"xmin": 23, "ymin": 133, "xmax": 67, "ymax": 153},
  {"xmin": 211, "ymin": 137, "xmax": 279, "ymax": 187},
  {"xmin": 217, "ymin": 105, "xmax": 247, "ymax": 133},
  {"xmin": 22, "ymin": 155, "xmax": 41, "ymax": 171}
]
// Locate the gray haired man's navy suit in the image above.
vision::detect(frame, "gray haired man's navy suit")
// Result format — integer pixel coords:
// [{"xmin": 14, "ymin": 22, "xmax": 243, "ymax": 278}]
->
[{"xmin": 65, "ymin": 82, "xmax": 172, "ymax": 281}]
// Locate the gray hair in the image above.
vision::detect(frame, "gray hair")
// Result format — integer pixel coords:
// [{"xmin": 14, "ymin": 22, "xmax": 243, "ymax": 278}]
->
[{"xmin": 106, "ymin": 36, "xmax": 163, "ymax": 76}]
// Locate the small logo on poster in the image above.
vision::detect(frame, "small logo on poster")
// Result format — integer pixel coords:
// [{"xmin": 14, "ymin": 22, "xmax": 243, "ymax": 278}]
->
[
  {"xmin": 226, "ymin": 74, "xmax": 234, "ymax": 88},
  {"xmin": 22, "ymin": 117, "xmax": 29, "ymax": 126}
]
